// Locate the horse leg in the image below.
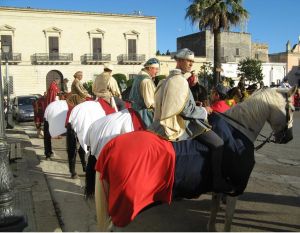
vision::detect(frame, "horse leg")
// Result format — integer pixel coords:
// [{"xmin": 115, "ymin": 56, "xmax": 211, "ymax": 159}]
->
[
  {"xmin": 95, "ymin": 172, "xmax": 113, "ymax": 231},
  {"xmin": 224, "ymin": 195, "xmax": 238, "ymax": 232},
  {"xmin": 207, "ymin": 193, "xmax": 221, "ymax": 232},
  {"xmin": 43, "ymin": 120, "xmax": 53, "ymax": 158}
]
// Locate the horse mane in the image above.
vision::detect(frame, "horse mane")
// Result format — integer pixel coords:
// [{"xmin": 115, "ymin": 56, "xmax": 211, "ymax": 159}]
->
[{"xmin": 225, "ymin": 88, "xmax": 285, "ymax": 136}]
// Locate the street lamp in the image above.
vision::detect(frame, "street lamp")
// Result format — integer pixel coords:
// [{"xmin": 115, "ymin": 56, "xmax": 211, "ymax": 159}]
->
[
  {"xmin": 0, "ymin": 42, "xmax": 27, "ymax": 230},
  {"xmin": 2, "ymin": 45, "xmax": 14, "ymax": 129}
]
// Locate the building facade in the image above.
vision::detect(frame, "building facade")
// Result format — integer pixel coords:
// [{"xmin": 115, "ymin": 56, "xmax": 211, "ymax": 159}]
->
[
  {"xmin": 269, "ymin": 38, "xmax": 300, "ymax": 86},
  {"xmin": 177, "ymin": 30, "xmax": 269, "ymax": 63},
  {"xmin": 178, "ymin": 31, "xmax": 254, "ymax": 63},
  {"xmin": 221, "ymin": 62, "xmax": 286, "ymax": 87},
  {"xmin": 0, "ymin": 6, "xmax": 156, "ymax": 96}
]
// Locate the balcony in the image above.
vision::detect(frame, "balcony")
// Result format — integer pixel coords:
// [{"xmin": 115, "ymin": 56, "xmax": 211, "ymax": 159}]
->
[
  {"xmin": 81, "ymin": 53, "xmax": 111, "ymax": 64},
  {"xmin": 117, "ymin": 54, "xmax": 145, "ymax": 64},
  {"xmin": 0, "ymin": 53, "xmax": 22, "ymax": 64},
  {"xmin": 31, "ymin": 53, "xmax": 73, "ymax": 65}
]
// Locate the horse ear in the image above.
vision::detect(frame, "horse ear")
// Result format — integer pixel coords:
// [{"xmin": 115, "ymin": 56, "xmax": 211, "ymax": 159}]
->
[{"xmin": 287, "ymin": 85, "xmax": 298, "ymax": 97}]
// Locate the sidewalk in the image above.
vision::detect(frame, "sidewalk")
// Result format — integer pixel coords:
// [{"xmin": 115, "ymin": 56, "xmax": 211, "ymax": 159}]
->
[{"xmin": 7, "ymin": 123, "xmax": 98, "ymax": 232}]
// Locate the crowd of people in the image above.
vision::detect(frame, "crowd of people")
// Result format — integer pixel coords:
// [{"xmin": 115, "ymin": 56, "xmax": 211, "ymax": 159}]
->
[{"xmin": 32, "ymin": 47, "xmax": 298, "ymax": 191}]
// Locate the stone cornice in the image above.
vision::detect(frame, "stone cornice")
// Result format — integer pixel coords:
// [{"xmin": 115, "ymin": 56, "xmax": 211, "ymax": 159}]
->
[{"xmin": 0, "ymin": 6, "xmax": 156, "ymax": 19}]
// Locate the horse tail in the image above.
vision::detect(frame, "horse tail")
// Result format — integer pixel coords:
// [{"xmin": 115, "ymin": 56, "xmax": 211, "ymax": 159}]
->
[{"xmin": 95, "ymin": 172, "xmax": 113, "ymax": 231}]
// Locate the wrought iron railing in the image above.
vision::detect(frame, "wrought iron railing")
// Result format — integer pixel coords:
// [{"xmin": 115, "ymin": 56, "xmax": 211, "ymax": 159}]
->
[
  {"xmin": 0, "ymin": 53, "xmax": 22, "ymax": 62},
  {"xmin": 117, "ymin": 54, "xmax": 145, "ymax": 64},
  {"xmin": 31, "ymin": 53, "xmax": 73, "ymax": 63},
  {"xmin": 81, "ymin": 53, "xmax": 111, "ymax": 63}
]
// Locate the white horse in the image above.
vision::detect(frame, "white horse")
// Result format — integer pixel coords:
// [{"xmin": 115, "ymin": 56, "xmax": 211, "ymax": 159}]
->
[
  {"xmin": 94, "ymin": 86, "xmax": 297, "ymax": 231},
  {"xmin": 84, "ymin": 108, "xmax": 145, "ymax": 197}
]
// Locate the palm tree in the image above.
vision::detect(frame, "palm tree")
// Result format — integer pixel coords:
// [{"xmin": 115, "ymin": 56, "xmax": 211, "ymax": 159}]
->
[{"xmin": 186, "ymin": 0, "xmax": 248, "ymax": 86}]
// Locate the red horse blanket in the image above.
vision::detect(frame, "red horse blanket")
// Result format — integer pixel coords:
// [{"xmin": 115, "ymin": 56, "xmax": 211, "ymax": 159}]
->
[{"xmin": 95, "ymin": 130, "xmax": 175, "ymax": 227}]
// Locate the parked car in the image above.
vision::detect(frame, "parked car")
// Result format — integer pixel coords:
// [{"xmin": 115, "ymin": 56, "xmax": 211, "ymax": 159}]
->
[{"xmin": 12, "ymin": 95, "xmax": 38, "ymax": 122}]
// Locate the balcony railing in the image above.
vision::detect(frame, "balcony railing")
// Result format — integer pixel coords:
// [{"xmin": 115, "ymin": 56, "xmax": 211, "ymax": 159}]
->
[
  {"xmin": 81, "ymin": 53, "xmax": 111, "ymax": 64},
  {"xmin": 0, "ymin": 53, "xmax": 22, "ymax": 64},
  {"xmin": 31, "ymin": 53, "xmax": 73, "ymax": 65},
  {"xmin": 117, "ymin": 54, "xmax": 145, "ymax": 64}
]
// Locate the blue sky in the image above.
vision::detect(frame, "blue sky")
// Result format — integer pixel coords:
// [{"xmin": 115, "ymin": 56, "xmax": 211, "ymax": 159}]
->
[{"xmin": 1, "ymin": 0, "xmax": 299, "ymax": 54}]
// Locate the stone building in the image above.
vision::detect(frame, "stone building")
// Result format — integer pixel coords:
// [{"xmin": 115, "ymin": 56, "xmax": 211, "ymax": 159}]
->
[
  {"xmin": 252, "ymin": 42, "xmax": 269, "ymax": 62},
  {"xmin": 0, "ymin": 6, "xmax": 156, "ymax": 96},
  {"xmin": 177, "ymin": 30, "xmax": 269, "ymax": 63},
  {"xmin": 269, "ymin": 38, "xmax": 300, "ymax": 86}
]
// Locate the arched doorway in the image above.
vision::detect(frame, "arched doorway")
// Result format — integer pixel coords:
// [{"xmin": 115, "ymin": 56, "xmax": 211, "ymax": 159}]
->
[{"xmin": 46, "ymin": 70, "xmax": 63, "ymax": 90}]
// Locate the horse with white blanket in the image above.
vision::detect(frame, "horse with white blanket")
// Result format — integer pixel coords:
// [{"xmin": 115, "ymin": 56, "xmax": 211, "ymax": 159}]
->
[
  {"xmin": 94, "ymin": 86, "xmax": 297, "ymax": 231},
  {"xmin": 43, "ymin": 97, "xmax": 121, "ymax": 177}
]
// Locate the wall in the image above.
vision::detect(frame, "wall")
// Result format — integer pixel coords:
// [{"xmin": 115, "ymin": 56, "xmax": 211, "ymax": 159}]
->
[{"xmin": 0, "ymin": 7, "xmax": 156, "ymax": 96}]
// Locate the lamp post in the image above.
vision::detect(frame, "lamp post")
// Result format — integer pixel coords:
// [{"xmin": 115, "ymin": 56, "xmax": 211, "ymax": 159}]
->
[
  {"xmin": 0, "ymin": 42, "xmax": 27, "ymax": 230},
  {"xmin": 2, "ymin": 45, "xmax": 14, "ymax": 129}
]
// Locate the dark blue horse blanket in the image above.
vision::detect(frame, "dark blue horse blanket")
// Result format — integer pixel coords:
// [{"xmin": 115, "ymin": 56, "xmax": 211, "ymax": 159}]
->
[{"xmin": 172, "ymin": 113, "xmax": 255, "ymax": 198}]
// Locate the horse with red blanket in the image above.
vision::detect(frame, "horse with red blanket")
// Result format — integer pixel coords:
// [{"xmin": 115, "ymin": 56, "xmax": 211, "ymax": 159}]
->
[{"xmin": 94, "ymin": 87, "xmax": 297, "ymax": 231}]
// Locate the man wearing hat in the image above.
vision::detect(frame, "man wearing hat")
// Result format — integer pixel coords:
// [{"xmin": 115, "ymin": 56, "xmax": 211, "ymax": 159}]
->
[
  {"xmin": 149, "ymin": 48, "xmax": 233, "ymax": 193},
  {"xmin": 68, "ymin": 71, "xmax": 91, "ymax": 106},
  {"xmin": 129, "ymin": 58, "xmax": 159, "ymax": 127},
  {"xmin": 92, "ymin": 63, "xmax": 121, "ymax": 103}
]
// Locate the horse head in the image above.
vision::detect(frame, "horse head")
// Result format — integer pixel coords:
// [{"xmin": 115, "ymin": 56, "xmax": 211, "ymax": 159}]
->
[{"xmin": 270, "ymin": 86, "xmax": 297, "ymax": 144}]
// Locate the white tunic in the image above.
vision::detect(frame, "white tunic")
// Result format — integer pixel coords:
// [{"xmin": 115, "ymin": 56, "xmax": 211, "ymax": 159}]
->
[
  {"xmin": 85, "ymin": 109, "xmax": 134, "ymax": 159},
  {"xmin": 44, "ymin": 100, "xmax": 68, "ymax": 137},
  {"xmin": 68, "ymin": 101, "xmax": 106, "ymax": 153}
]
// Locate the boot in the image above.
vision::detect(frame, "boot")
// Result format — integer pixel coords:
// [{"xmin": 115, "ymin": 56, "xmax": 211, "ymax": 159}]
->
[{"xmin": 211, "ymin": 150, "xmax": 234, "ymax": 193}]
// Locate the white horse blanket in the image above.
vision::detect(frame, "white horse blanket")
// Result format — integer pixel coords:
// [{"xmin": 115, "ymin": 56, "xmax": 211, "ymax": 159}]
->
[
  {"xmin": 68, "ymin": 101, "xmax": 106, "ymax": 153},
  {"xmin": 85, "ymin": 109, "xmax": 134, "ymax": 159},
  {"xmin": 44, "ymin": 100, "xmax": 68, "ymax": 137}
]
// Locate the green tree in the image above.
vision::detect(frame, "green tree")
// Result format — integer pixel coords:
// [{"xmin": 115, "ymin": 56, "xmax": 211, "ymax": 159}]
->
[
  {"xmin": 186, "ymin": 0, "xmax": 248, "ymax": 86},
  {"xmin": 198, "ymin": 62, "xmax": 214, "ymax": 91},
  {"xmin": 112, "ymin": 73, "xmax": 127, "ymax": 91},
  {"xmin": 237, "ymin": 58, "xmax": 263, "ymax": 85},
  {"xmin": 156, "ymin": 50, "xmax": 161, "ymax": 56},
  {"xmin": 83, "ymin": 80, "xmax": 94, "ymax": 96},
  {"xmin": 166, "ymin": 50, "xmax": 171, "ymax": 55}
]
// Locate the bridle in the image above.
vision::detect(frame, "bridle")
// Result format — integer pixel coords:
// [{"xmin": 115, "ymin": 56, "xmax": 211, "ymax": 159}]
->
[
  {"xmin": 256, "ymin": 93, "xmax": 292, "ymax": 150},
  {"xmin": 218, "ymin": 92, "xmax": 292, "ymax": 151}
]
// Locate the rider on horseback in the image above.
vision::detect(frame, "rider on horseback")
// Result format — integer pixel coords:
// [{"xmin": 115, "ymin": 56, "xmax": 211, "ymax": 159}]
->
[
  {"xmin": 129, "ymin": 58, "xmax": 160, "ymax": 127},
  {"xmin": 92, "ymin": 64, "xmax": 125, "ymax": 111},
  {"xmin": 67, "ymin": 71, "xmax": 91, "ymax": 106},
  {"xmin": 149, "ymin": 48, "xmax": 234, "ymax": 193}
]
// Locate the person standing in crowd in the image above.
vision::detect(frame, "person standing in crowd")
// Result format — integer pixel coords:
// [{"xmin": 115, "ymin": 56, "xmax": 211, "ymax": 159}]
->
[
  {"xmin": 33, "ymin": 92, "xmax": 47, "ymax": 138},
  {"xmin": 149, "ymin": 48, "xmax": 233, "ymax": 193},
  {"xmin": 280, "ymin": 77, "xmax": 292, "ymax": 88},
  {"xmin": 210, "ymin": 84, "xmax": 231, "ymax": 113},
  {"xmin": 129, "ymin": 58, "xmax": 159, "ymax": 127},
  {"xmin": 46, "ymin": 77, "xmax": 61, "ymax": 106},
  {"xmin": 62, "ymin": 78, "xmax": 69, "ymax": 93},
  {"xmin": 187, "ymin": 70, "xmax": 198, "ymax": 87}
]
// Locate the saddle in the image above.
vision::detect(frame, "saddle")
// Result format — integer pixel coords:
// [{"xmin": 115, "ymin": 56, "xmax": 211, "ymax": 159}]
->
[{"xmin": 172, "ymin": 113, "xmax": 255, "ymax": 198}]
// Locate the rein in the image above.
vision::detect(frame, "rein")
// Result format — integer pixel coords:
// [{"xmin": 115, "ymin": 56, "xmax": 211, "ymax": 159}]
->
[
  {"xmin": 218, "ymin": 91, "xmax": 290, "ymax": 151},
  {"xmin": 217, "ymin": 112, "xmax": 272, "ymax": 150}
]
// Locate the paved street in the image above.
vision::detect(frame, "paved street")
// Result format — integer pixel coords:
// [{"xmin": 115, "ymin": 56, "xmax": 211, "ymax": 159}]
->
[{"xmin": 11, "ymin": 111, "xmax": 300, "ymax": 231}]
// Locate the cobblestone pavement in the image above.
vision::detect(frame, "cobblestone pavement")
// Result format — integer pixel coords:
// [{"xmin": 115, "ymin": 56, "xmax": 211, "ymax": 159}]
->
[{"xmin": 10, "ymin": 112, "xmax": 300, "ymax": 232}]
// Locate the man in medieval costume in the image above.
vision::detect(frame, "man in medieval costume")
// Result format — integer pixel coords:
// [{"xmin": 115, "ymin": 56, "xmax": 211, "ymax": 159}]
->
[
  {"xmin": 46, "ymin": 77, "xmax": 61, "ymax": 106},
  {"xmin": 149, "ymin": 48, "xmax": 233, "ymax": 193},
  {"xmin": 129, "ymin": 58, "xmax": 159, "ymax": 127}
]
